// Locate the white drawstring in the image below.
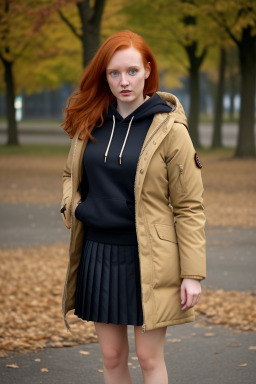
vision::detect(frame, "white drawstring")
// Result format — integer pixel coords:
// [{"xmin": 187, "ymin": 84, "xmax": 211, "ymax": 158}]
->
[
  {"xmin": 104, "ymin": 115, "xmax": 116, "ymax": 163},
  {"xmin": 119, "ymin": 116, "xmax": 134, "ymax": 164},
  {"xmin": 104, "ymin": 115, "xmax": 134, "ymax": 165}
]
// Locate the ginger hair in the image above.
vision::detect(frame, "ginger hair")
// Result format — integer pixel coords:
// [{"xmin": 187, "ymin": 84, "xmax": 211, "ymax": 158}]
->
[{"xmin": 61, "ymin": 30, "xmax": 159, "ymax": 140}]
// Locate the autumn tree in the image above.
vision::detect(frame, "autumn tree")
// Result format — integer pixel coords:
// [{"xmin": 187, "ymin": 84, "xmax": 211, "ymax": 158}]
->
[
  {"xmin": 56, "ymin": 0, "xmax": 106, "ymax": 67},
  {"xmin": 27, "ymin": 0, "xmax": 106, "ymax": 68},
  {"xmin": 0, "ymin": 0, "xmax": 34, "ymax": 145},
  {"xmin": 0, "ymin": 0, "xmax": 107, "ymax": 145},
  {"xmin": 203, "ymin": 0, "xmax": 256, "ymax": 157},
  {"xmin": 122, "ymin": 0, "xmax": 214, "ymax": 147}
]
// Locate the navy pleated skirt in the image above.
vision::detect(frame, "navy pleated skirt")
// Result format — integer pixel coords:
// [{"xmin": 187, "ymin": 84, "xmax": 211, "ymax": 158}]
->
[{"xmin": 74, "ymin": 239, "xmax": 144, "ymax": 326}]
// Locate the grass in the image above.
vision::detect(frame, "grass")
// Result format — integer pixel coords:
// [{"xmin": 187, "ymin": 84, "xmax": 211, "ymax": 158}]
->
[
  {"xmin": 0, "ymin": 144, "xmax": 70, "ymax": 156},
  {"xmin": 0, "ymin": 118, "xmax": 62, "ymax": 125},
  {"xmin": 0, "ymin": 144, "xmax": 236, "ymax": 157}
]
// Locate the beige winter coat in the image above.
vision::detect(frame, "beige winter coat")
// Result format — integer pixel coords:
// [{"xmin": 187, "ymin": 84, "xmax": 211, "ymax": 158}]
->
[{"xmin": 60, "ymin": 92, "xmax": 206, "ymax": 332}]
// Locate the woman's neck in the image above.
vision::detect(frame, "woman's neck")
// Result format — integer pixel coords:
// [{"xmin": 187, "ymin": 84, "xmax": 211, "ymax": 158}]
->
[{"xmin": 116, "ymin": 95, "xmax": 150, "ymax": 118}]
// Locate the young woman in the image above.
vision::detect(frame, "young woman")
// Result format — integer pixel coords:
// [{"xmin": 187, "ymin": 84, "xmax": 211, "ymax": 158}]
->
[{"xmin": 60, "ymin": 30, "xmax": 206, "ymax": 384}]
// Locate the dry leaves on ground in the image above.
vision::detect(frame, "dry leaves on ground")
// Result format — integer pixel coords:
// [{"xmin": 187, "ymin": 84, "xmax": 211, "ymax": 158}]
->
[
  {"xmin": 0, "ymin": 244, "xmax": 97, "ymax": 358},
  {"xmin": 195, "ymin": 288, "xmax": 256, "ymax": 332},
  {"xmin": 0, "ymin": 152, "xmax": 256, "ymax": 227},
  {"xmin": 0, "ymin": 243, "xmax": 256, "ymax": 358}
]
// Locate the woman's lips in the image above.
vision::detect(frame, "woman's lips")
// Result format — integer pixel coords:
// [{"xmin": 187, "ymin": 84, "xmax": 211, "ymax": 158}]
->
[{"xmin": 120, "ymin": 90, "xmax": 131, "ymax": 95}]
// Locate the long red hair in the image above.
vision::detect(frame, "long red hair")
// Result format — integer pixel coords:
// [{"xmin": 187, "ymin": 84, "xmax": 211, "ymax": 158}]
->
[{"xmin": 61, "ymin": 30, "xmax": 159, "ymax": 140}]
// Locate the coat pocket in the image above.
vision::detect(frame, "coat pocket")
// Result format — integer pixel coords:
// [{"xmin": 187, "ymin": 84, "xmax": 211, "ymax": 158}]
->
[
  {"xmin": 151, "ymin": 223, "xmax": 180, "ymax": 291},
  {"xmin": 154, "ymin": 223, "xmax": 178, "ymax": 244},
  {"xmin": 60, "ymin": 198, "xmax": 71, "ymax": 229}
]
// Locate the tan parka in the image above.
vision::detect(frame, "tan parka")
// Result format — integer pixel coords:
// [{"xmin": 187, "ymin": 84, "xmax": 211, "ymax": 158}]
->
[{"xmin": 60, "ymin": 92, "xmax": 206, "ymax": 332}]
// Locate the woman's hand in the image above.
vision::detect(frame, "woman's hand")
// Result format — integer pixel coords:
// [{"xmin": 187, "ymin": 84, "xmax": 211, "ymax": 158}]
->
[{"xmin": 180, "ymin": 278, "xmax": 202, "ymax": 311}]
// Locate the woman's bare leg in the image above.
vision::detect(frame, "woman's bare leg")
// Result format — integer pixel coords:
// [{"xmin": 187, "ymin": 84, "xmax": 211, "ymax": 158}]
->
[
  {"xmin": 94, "ymin": 322, "xmax": 132, "ymax": 384},
  {"xmin": 134, "ymin": 325, "xmax": 168, "ymax": 384}
]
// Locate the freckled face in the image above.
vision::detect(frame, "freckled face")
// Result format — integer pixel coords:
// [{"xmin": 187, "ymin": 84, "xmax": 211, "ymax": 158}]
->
[{"xmin": 106, "ymin": 46, "xmax": 150, "ymax": 112}]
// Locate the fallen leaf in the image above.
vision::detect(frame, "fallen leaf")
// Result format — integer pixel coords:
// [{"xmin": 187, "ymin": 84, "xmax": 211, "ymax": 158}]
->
[
  {"xmin": 34, "ymin": 358, "xmax": 41, "ymax": 362},
  {"xmin": 228, "ymin": 343, "xmax": 241, "ymax": 347},
  {"xmin": 79, "ymin": 350, "xmax": 90, "ymax": 355},
  {"xmin": 238, "ymin": 363, "xmax": 247, "ymax": 367},
  {"xmin": 204, "ymin": 333, "xmax": 216, "ymax": 337},
  {"xmin": 6, "ymin": 364, "xmax": 19, "ymax": 369},
  {"xmin": 98, "ymin": 369, "xmax": 103, "ymax": 373},
  {"xmin": 41, "ymin": 368, "xmax": 49, "ymax": 372},
  {"xmin": 131, "ymin": 356, "xmax": 138, "ymax": 360},
  {"xmin": 248, "ymin": 346, "xmax": 256, "ymax": 350},
  {"xmin": 166, "ymin": 338, "xmax": 181, "ymax": 343}
]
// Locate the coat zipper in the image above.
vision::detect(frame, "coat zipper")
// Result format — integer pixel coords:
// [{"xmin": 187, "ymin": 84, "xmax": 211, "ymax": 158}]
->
[
  {"xmin": 137, "ymin": 115, "xmax": 170, "ymax": 162},
  {"xmin": 177, "ymin": 163, "xmax": 186, "ymax": 193},
  {"xmin": 134, "ymin": 114, "xmax": 171, "ymax": 333}
]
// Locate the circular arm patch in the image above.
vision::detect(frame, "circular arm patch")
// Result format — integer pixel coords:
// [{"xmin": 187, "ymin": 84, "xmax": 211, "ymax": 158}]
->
[{"xmin": 194, "ymin": 153, "xmax": 202, "ymax": 168}]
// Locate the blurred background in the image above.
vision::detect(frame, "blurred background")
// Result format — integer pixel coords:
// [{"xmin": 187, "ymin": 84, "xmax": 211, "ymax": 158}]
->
[
  {"xmin": 0, "ymin": 0, "xmax": 255, "ymax": 155},
  {"xmin": 0, "ymin": 1, "xmax": 256, "ymax": 378}
]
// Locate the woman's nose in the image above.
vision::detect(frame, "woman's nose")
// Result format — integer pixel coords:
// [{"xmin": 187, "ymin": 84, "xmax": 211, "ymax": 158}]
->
[{"xmin": 120, "ymin": 73, "xmax": 129, "ymax": 86}]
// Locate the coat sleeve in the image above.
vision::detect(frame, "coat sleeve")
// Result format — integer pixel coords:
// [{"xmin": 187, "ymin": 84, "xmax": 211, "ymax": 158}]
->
[
  {"xmin": 165, "ymin": 123, "xmax": 206, "ymax": 280},
  {"xmin": 60, "ymin": 135, "xmax": 77, "ymax": 229}
]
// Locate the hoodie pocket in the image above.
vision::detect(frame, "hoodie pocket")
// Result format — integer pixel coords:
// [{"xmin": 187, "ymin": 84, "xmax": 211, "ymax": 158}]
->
[{"xmin": 75, "ymin": 195, "xmax": 135, "ymax": 228}]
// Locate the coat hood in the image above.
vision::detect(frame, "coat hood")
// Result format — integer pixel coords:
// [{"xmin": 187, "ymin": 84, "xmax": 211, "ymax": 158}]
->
[
  {"xmin": 156, "ymin": 91, "xmax": 188, "ymax": 130},
  {"xmin": 107, "ymin": 92, "xmax": 172, "ymax": 123}
]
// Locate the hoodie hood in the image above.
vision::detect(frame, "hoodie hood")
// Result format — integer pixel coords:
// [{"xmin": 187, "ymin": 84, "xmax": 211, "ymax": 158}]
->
[
  {"xmin": 104, "ymin": 93, "xmax": 174, "ymax": 164},
  {"xmin": 104, "ymin": 92, "xmax": 188, "ymax": 165},
  {"xmin": 107, "ymin": 93, "xmax": 173, "ymax": 123}
]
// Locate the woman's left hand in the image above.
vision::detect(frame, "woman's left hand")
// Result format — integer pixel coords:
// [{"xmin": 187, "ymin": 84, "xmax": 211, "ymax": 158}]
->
[{"xmin": 180, "ymin": 278, "xmax": 202, "ymax": 311}]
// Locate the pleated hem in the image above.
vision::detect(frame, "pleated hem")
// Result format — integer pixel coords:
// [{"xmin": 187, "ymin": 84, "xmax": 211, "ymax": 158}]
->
[{"xmin": 74, "ymin": 239, "xmax": 144, "ymax": 326}]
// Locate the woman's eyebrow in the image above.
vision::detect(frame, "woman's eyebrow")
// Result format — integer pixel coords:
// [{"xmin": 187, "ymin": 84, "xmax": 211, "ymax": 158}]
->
[{"xmin": 107, "ymin": 65, "xmax": 141, "ymax": 71}]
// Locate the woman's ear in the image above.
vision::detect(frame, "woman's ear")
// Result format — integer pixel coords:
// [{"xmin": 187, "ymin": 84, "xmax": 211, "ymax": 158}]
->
[{"xmin": 145, "ymin": 62, "xmax": 151, "ymax": 79}]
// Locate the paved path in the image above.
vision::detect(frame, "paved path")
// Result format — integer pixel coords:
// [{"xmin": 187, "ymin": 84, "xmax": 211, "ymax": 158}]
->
[
  {"xmin": 1, "ymin": 203, "xmax": 255, "ymax": 291},
  {"xmin": 0, "ymin": 203, "xmax": 256, "ymax": 383},
  {"xmin": 1, "ymin": 324, "xmax": 255, "ymax": 384}
]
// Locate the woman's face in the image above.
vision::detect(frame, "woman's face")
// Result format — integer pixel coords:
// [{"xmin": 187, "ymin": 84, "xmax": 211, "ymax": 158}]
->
[{"xmin": 106, "ymin": 46, "xmax": 150, "ymax": 112}]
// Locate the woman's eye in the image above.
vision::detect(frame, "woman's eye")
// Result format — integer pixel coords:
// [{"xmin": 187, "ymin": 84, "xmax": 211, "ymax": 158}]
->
[
  {"xmin": 110, "ymin": 71, "xmax": 118, "ymax": 76},
  {"xmin": 129, "ymin": 69, "xmax": 137, "ymax": 75}
]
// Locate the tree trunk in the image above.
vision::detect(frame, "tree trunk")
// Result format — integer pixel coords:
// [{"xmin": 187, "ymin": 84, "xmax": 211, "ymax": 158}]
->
[
  {"xmin": 81, "ymin": 22, "xmax": 100, "ymax": 67},
  {"xmin": 235, "ymin": 28, "xmax": 256, "ymax": 157},
  {"xmin": 77, "ymin": 0, "xmax": 106, "ymax": 68},
  {"xmin": 188, "ymin": 62, "xmax": 200, "ymax": 147},
  {"xmin": 212, "ymin": 47, "xmax": 226, "ymax": 148},
  {"xmin": 185, "ymin": 42, "xmax": 207, "ymax": 148},
  {"xmin": 3, "ymin": 58, "xmax": 19, "ymax": 145}
]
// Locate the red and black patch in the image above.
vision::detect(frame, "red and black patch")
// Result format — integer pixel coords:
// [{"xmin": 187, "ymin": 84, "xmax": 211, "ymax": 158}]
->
[{"xmin": 194, "ymin": 153, "xmax": 202, "ymax": 169}]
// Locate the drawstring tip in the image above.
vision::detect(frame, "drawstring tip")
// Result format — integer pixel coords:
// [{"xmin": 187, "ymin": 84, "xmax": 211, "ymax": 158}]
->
[
  {"xmin": 119, "ymin": 157, "xmax": 122, "ymax": 165},
  {"xmin": 104, "ymin": 156, "xmax": 107, "ymax": 163}
]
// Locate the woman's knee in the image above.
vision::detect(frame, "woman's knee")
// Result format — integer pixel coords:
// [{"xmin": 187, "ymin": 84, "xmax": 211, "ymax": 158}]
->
[
  {"xmin": 101, "ymin": 346, "xmax": 129, "ymax": 370},
  {"xmin": 134, "ymin": 326, "xmax": 166, "ymax": 372},
  {"xmin": 94, "ymin": 323, "xmax": 129, "ymax": 370},
  {"xmin": 136, "ymin": 347, "xmax": 159, "ymax": 372}
]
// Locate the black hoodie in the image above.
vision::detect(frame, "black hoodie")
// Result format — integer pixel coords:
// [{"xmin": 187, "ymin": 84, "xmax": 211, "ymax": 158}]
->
[{"xmin": 75, "ymin": 93, "xmax": 172, "ymax": 244}]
